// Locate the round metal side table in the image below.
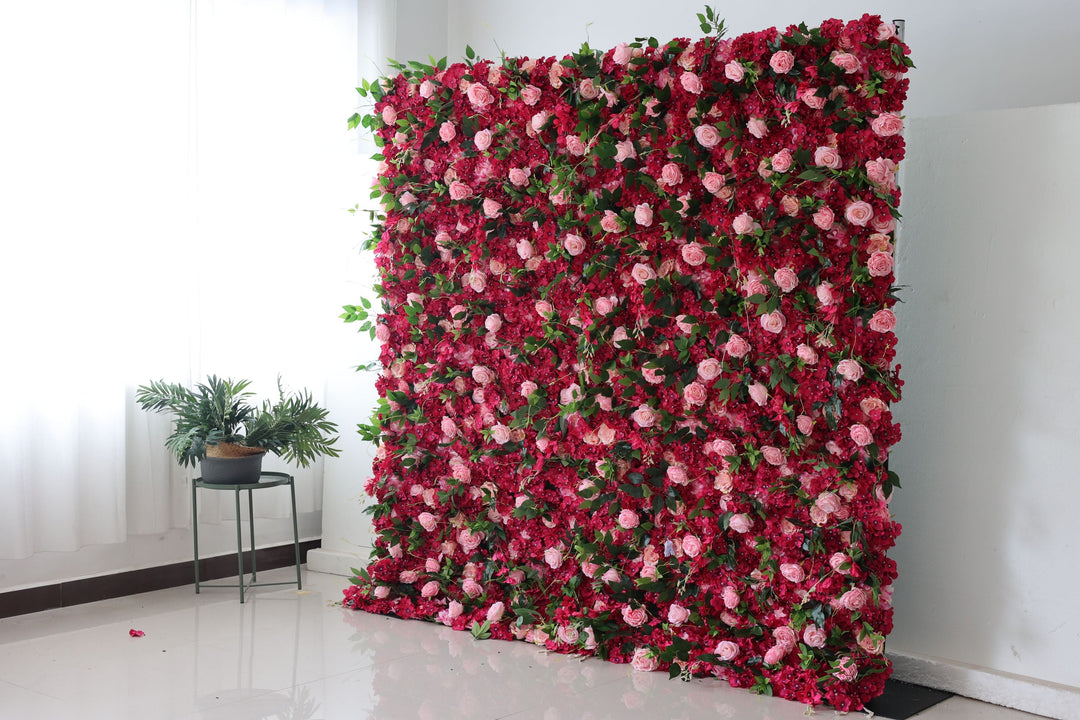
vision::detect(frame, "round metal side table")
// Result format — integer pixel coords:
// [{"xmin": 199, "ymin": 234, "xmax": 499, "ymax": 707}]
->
[{"xmin": 191, "ymin": 471, "xmax": 302, "ymax": 603}]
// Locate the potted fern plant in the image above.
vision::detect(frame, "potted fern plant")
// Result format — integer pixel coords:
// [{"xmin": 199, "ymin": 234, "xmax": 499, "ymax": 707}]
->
[{"xmin": 136, "ymin": 376, "xmax": 340, "ymax": 484}]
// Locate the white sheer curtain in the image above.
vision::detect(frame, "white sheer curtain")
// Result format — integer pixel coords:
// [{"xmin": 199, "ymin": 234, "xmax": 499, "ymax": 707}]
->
[{"xmin": 0, "ymin": 0, "xmax": 369, "ymax": 560}]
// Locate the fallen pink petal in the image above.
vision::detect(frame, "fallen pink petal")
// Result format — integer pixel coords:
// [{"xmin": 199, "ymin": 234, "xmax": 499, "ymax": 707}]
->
[{"xmin": 129, "ymin": 629, "xmax": 146, "ymax": 638}]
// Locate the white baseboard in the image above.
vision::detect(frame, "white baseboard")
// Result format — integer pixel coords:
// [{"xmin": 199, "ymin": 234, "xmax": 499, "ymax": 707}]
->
[
  {"xmin": 306, "ymin": 548, "xmax": 367, "ymax": 577},
  {"xmin": 889, "ymin": 649, "xmax": 1080, "ymax": 720}
]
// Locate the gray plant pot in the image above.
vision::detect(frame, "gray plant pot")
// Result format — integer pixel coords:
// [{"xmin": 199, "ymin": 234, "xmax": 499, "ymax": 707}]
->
[{"xmin": 201, "ymin": 451, "xmax": 266, "ymax": 485}]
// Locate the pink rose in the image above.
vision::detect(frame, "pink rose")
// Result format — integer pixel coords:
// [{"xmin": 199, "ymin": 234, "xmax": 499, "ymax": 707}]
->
[
  {"xmin": 399, "ymin": 570, "xmax": 418, "ymax": 583},
  {"xmin": 816, "ymin": 492, "xmax": 841, "ymax": 515},
  {"xmin": 780, "ymin": 563, "xmax": 805, "ymax": 583},
  {"xmin": 600, "ymin": 210, "xmax": 623, "ymax": 233},
  {"xmin": 715, "ymin": 640, "xmax": 739, "ymax": 661},
  {"xmin": 486, "ymin": 601, "xmax": 505, "ymax": 622},
  {"xmin": 803, "ymin": 624, "xmax": 827, "ymax": 648},
  {"xmin": 760, "ymin": 310, "xmax": 786, "ymax": 334},
  {"xmin": 482, "ymin": 198, "xmax": 502, "ymax": 218},
  {"xmin": 491, "ymin": 424, "xmax": 511, "ymax": 444},
  {"xmin": 850, "ymin": 423, "xmax": 874, "ymax": 447},
  {"xmin": 763, "ymin": 645, "xmax": 786, "ymax": 665},
  {"xmin": 472, "ymin": 128, "xmax": 493, "ymax": 152},
  {"xmin": 597, "ymin": 423, "xmax": 616, "ymax": 445},
  {"xmin": 632, "ymin": 405, "xmax": 657, "ymax": 428},
  {"xmin": 516, "ymin": 239, "xmax": 534, "ymax": 260},
  {"xmin": 484, "ymin": 314, "xmax": 502, "ymax": 333},
  {"xmin": 801, "ymin": 87, "xmax": 826, "ymax": 109},
  {"xmin": 771, "ymin": 149, "xmax": 793, "ymax": 173},
  {"xmin": 840, "ymin": 587, "xmax": 867, "ymax": 611},
  {"xmin": 666, "ymin": 465, "xmax": 688, "ymax": 485},
  {"xmin": 446, "ymin": 600, "xmax": 463, "ymax": 620},
  {"xmin": 458, "ymin": 529, "xmax": 484, "ymax": 553},
  {"xmin": 812, "ymin": 205, "xmax": 835, "ymax": 230},
  {"xmin": 702, "ymin": 172, "xmax": 724, "ymax": 194},
  {"xmin": 559, "ymin": 383, "xmax": 581, "ymax": 405},
  {"xmin": 816, "ymin": 282, "xmax": 836, "ymax": 305},
  {"xmin": 746, "ymin": 117, "xmax": 768, "ymax": 138},
  {"xmin": 421, "ymin": 581, "xmax": 439, "ymax": 598},
  {"xmin": 694, "ymin": 124, "xmax": 721, "ymax": 148},
  {"xmin": 614, "ymin": 139, "xmax": 636, "ymax": 162},
  {"xmin": 557, "ymin": 625, "xmax": 580, "ymax": 645},
  {"xmin": 440, "ymin": 417, "xmax": 457, "ymax": 438},
  {"xmin": 722, "ymin": 586, "xmax": 740, "ymax": 608},
  {"xmin": 769, "ymin": 50, "xmax": 795, "ymax": 74},
  {"xmin": 563, "ymin": 233, "xmax": 587, "ymax": 256},
  {"xmin": 726, "ymin": 334, "xmax": 750, "ymax": 358},
  {"xmin": 836, "ymin": 359, "xmax": 863, "ymax": 382},
  {"xmin": 438, "ymin": 121, "xmax": 457, "ymax": 142},
  {"xmin": 578, "ymin": 77, "xmax": 599, "ymax": 100},
  {"xmin": 697, "ymin": 357, "xmax": 722, "ymax": 381},
  {"xmin": 520, "ymin": 84, "xmax": 542, "ymax": 105},
  {"xmin": 773, "ymin": 267, "xmax": 798, "ymax": 292},
  {"xmin": 530, "ymin": 110, "xmax": 550, "ymax": 132},
  {"xmin": 814, "ymin": 146, "xmax": 842, "ymax": 170},
  {"xmin": 867, "ymin": 233, "xmax": 892, "ymax": 254},
  {"xmin": 667, "ymin": 604, "xmax": 691, "ymax": 626},
  {"xmin": 618, "ymin": 508, "xmax": 640, "ymax": 529},
  {"xmin": 520, "ymin": 380, "xmax": 538, "ymax": 397},
  {"xmin": 630, "ymin": 262, "xmax": 657, "ymax": 285},
  {"xmin": 448, "ymin": 181, "xmax": 473, "ymax": 200},
  {"xmin": 471, "ymin": 365, "xmax": 494, "ymax": 385},
  {"xmin": 679, "ymin": 72, "xmax": 703, "ymax": 94},
  {"xmin": 375, "ymin": 324, "xmax": 391, "ymax": 343},
  {"xmin": 871, "ymin": 113, "xmax": 904, "ymax": 137},
  {"xmin": 831, "ymin": 52, "xmax": 861, "ymax": 73},
  {"xmin": 613, "ymin": 42, "xmax": 632, "ymax": 65},
  {"xmin": 729, "ymin": 513, "xmax": 753, "ymax": 533},
  {"xmin": 869, "ymin": 309, "xmax": 897, "ymax": 333},
  {"xmin": 462, "ymin": 578, "xmax": 483, "ymax": 598},
  {"xmin": 622, "ymin": 606, "xmax": 647, "ymax": 627},
  {"xmin": 866, "ymin": 157, "xmax": 897, "ymax": 188},
  {"xmin": 680, "ymin": 242, "xmax": 706, "ymax": 266},
  {"xmin": 748, "ymin": 382, "xmax": 768, "ymax": 407},
  {"xmin": 418, "ymin": 512, "xmax": 438, "ymax": 532},
  {"xmin": 601, "ymin": 568, "xmax": 620, "ymax": 584},
  {"xmin": 724, "ymin": 60, "xmax": 744, "ymax": 82},
  {"xmin": 796, "ymin": 414, "xmax": 814, "ymax": 435},
  {"xmin": 868, "ymin": 251, "xmax": 894, "ymax": 277},
  {"xmin": 633, "ymin": 203, "xmax": 654, "ymax": 226},
  {"xmin": 631, "ymin": 648, "xmax": 658, "ymax": 672},
  {"xmin": 762, "ymin": 446, "xmax": 784, "ymax": 466},
  {"xmin": 872, "ymin": 214, "xmax": 896, "ymax": 234},
  {"xmin": 508, "ymin": 167, "xmax": 530, "ymax": 187},
  {"xmin": 796, "ymin": 344, "xmax": 818, "ymax": 364},
  {"xmin": 373, "ymin": 585, "xmax": 390, "ymax": 599},
  {"xmin": 381, "ymin": 105, "xmax": 397, "ymax": 125},
  {"xmin": 684, "ymin": 381, "xmax": 707, "ymax": 406},
  {"xmin": 562, "ymin": 134, "xmax": 587, "ymax": 156},
  {"xmin": 844, "ymin": 201, "xmax": 874, "ymax": 227},
  {"xmin": 535, "ymin": 300, "xmax": 553, "ymax": 318},
  {"xmin": 732, "ymin": 212, "xmax": 755, "ymax": 235},
  {"xmin": 544, "ymin": 546, "xmax": 564, "ymax": 569},
  {"xmin": 682, "ymin": 535, "xmax": 702, "ymax": 558},
  {"xmin": 861, "ymin": 396, "xmax": 888, "ymax": 415},
  {"xmin": 860, "ymin": 633, "xmax": 885, "ymax": 655},
  {"xmin": 466, "ymin": 83, "xmax": 493, "ymax": 107},
  {"xmin": 830, "ymin": 553, "xmax": 853, "ymax": 574},
  {"xmin": 774, "ymin": 626, "xmax": 797, "ymax": 649},
  {"xmin": 660, "ymin": 162, "xmax": 683, "ymax": 186},
  {"xmin": 780, "ymin": 194, "xmax": 800, "ymax": 216}
]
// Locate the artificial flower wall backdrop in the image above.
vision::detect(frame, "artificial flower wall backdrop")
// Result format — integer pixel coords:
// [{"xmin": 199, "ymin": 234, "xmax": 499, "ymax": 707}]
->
[{"xmin": 344, "ymin": 12, "xmax": 911, "ymax": 710}]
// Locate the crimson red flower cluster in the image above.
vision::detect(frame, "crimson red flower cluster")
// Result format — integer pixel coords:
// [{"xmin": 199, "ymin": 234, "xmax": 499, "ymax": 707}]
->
[{"xmin": 344, "ymin": 14, "xmax": 911, "ymax": 711}]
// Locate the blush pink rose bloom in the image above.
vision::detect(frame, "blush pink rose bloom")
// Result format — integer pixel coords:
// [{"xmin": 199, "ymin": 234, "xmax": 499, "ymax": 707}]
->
[
  {"xmin": 796, "ymin": 414, "xmax": 814, "ymax": 435},
  {"xmin": 726, "ymin": 334, "xmax": 750, "ymax": 358},
  {"xmin": 732, "ymin": 212, "xmax": 755, "ymax": 235},
  {"xmin": 535, "ymin": 300, "xmax": 554, "ymax": 318},
  {"xmin": 694, "ymin": 124, "xmax": 721, "ymax": 148},
  {"xmin": 438, "ymin": 121, "xmax": 457, "ymax": 142},
  {"xmin": 861, "ymin": 396, "xmax": 888, "ymax": 415},
  {"xmin": 486, "ymin": 601, "xmax": 505, "ymax": 623},
  {"xmin": 483, "ymin": 198, "xmax": 502, "ymax": 218},
  {"xmin": 600, "ymin": 210, "xmax": 623, "ymax": 233},
  {"xmin": 373, "ymin": 585, "xmax": 390, "ymax": 599},
  {"xmin": 462, "ymin": 578, "xmax": 483, "ymax": 598},
  {"xmin": 868, "ymin": 251, "xmax": 894, "ymax": 277},
  {"xmin": 467, "ymin": 82, "xmax": 493, "ymax": 107},
  {"xmin": 850, "ymin": 423, "xmax": 874, "ymax": 447},
  {"xmin": 516, "ymin": 238, "xmax": 534, "ymax": 259},
  {"xmin": 421, "ymin": 581, "xmax": 439, "ymax": 598},
  {"xmin": 702, "ymin": 171, "xmax": 724, "ymax": 194},
  {"xmin": 473, "ymin": 128, "xmax": 493, "ymax": 151},
  {"xmin": 563, "ymin": 233, "xmax": 587, "ymax": 256},
  {"xmin": 634, "ymin": 203, "xmax": 654, "ymax": 226},
  {"xmin": 771, "ymin": 148, "xmax": 793, "ymax": 173},
  {"xmin": 871, "ymin": 112, "xmax": 904, "ymax": 137},
  {"xmin": 381, "ymin": 105, "xmax": 397, "ymax": 125},
  {"xmin": 681, "ymin": 242, "xmax": 707, "ymax": 266},
  {"xmin": 803, "ymin": 624, "xmax": 828, "ymax": 648},
  {"xmin": 622, "ymin": 605, "xmax": 648, "ymax": 627},
  {"xmin": 869, "ymin": 308, "xmax": 897, "ymax": 332},
  {"xmin": 780, "ymin": 563, "xmax": 805, "ymax": 583},
  {"xmin": 774, "ymin": 267, "xmax": 798, "ymax": 292},
  {"xmin": 722, "ymin": 586, "xmax": 740, "ymax": 608},
  {"xmin": 840, "ymin": 587, "xmax": 868, "ymax": 611},
  {"xmin": 632, "ymin": 405, "xmax": 657, "ymax": 428},
  {"xmin": 508, "ymin": 167, "xmax": 530, "ymax": 187},
  {"xmin": 748, "ymin": 382, "xmax": 769, "ymax": 406},
  {"xmin": 844, "ymin": 200, "xmax": 874, "ymax": 227},
  {"xmin": 660, "ymin": 162, "xmax": 683, "ymax": 186},
  {"xmin": 836, "ymin": 359, "xmax": 864, "ymax": 382},
  {"xmin": 520, "ymin": 380, "xmax": 538, "ymax": 397},
  {"xmin": 399, "ymin": 570, "xmax": 418, "ymax": 583},
  {"xmin": 697, "ymin": 357, "xmax": 722, "ymax": 381},
  {"xmin": 682, "ymin": 534, "xmax": 702, "ymax": 557},
  {"xmin": 801, "ymin": 87, "xmax": 826, "ymax": 109},
  {"xmin": 458, "ymin": 528, "xmax": 484, "ymax": 552},
  {"xmin": 601, "ymin": 568, "xmax": 620, "ymax": 584},
  {"xmin": 565, "ymin": 135, "xmax": 586, "ymax": 156},
  {"xmin": 614, "ymin": 139, "xmax": 636, "ymax": 162},
  {"xmin": 763, "ymin": 645, "xmax": 787, "ymax": 665},
  {"xmin": 612, "ymin": 42, "xmax": 632, "ymax": 65},
  {"xmin": 831, "ymin": 52, "xmax": 861, "ymax": 73},
  {"xmin": 769, "ymin": 50, "xmax": 795, "ymax": 74},
  {"xmin": 773, "ymin": 626, "xmax": 797, "ymax": 649},
  {"xmin": 796, "ymin": 343, "xmax": 818, "ymax": 364},
  {"xmin": 816, "ymin": 491, "xmax": 841, "ymax": 514},
  {"xmin": 530, "ymin": 110, "xmax": 550, "ymax": 132},
  {"xmin": 679, "ymin": 72, "xmax": 703, "ymax": 94},
  {"xmin": 618, "ymin": 508, "xmax": 640, "ymax": 529},
  {"xmin": 543, "ymin": 546, "xmax": 564, "ymax": 569},
  {"xmin": 780, "ymin": 194, "xmax": 800, "ymax": 216},
  {"xmin": 578, "ymin": 77, "xmax": 599, "ymax": 100},
  {"xmin": 631, "ymin": 262, "xmax": 657, "ymax": 285},
  {"xmin": 746, "ymin": 117, "xmax": 768, "ymax": 138},
  {"xmin": 448, "ymin": 181, "xmax": 473, "ymax": 200},
  {"xmin": 597, "ymin": 423, "xmax": 616, "ymax": 445},
  {"xmin": 631, "ymin": 648, "xmax": 659, "ymax": 672},
  {"xmin": 472, "ymin": 365, "xmax": 494, "ymax": 384},
  {"xmin": 520, "ymin": 84, "xmax": 542, "ymax": 105},
  {"xmin": 762, "ymin": 446, "xmax": 784, "ymax": 466},
  {"xmin": 814, "ymin": 146, "xmax": 842, "ymax": 170},
  {"xmin": 872, "ymin": 213, "xmax": 896, "ymax": 234},
  {"xmin": 715, "ymin": 640, "xmax": 739, "ymax": 661},
  {"xmin": 724, "ymin": 60, "xmax": 744, "ymax": 81},
  {"xmin": 816, "ymin": 281, "xmax": 836, "ymax": 305},
  {"xmin": 830, "ymin": 552, "xmax": 853, "ymax": 574},
  {"xmin": 491, "ymin": 424, "xmax": 511, "ymax": 444},
  {"xmin": 418, "ymin": 512, "xmax": 438, "ymax": 531},
  {"xmin": 441, "ymin": 417, "xmax": 457, "ymax": 437},
  {"xmin": 667, "ymin": 604, "xmax": 691, "ymax": 626},
  {"xmin": 729, "ymin": 513, "xmax": 753, "ymax": 533},
  {"xmin": 666, "ymin": 465, "xmax": 688, "ymax": 485},
  {"xmin": 484, "ymin": 313, "xmax": 502, "ymax": 333},
  {"xmin": 684, "ymin": 381, "xmax": 707, "ymax": 406},
  {"xmin": 813, "ymin": 205, "xmax": 835, "ymax": 230},
  {"xmin": 760, "ymin": 310, "xmax": 786, "ymax": 334}
]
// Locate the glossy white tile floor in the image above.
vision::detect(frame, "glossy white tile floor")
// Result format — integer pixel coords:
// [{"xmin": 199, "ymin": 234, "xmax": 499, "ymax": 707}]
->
[{"xmin": 0, "ymin": 568, "xmax": 1047, "ymax": 720}]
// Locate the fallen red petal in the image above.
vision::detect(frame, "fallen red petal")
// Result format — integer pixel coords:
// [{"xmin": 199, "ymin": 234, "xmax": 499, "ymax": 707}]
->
[{"xmin": 129, "ymin": 628, "xmax": 145, "ymax": 637}]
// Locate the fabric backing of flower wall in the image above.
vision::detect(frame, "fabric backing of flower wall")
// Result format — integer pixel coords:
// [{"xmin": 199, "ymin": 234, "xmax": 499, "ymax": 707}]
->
[{"xmin": 343, "ymin": 13, "xmax": 911, "ymax": 711}]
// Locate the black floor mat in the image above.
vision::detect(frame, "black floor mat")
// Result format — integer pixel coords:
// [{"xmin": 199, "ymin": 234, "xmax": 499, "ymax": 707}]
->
[{"xmin": 865, "ymin": 679, "xmax": 954, "ymax": 719}]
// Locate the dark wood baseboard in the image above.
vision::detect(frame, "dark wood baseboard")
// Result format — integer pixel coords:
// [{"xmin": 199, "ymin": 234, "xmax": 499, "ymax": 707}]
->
[{"xmin": 0, "ymin": 539, "xmax": 321, "ymax": 619}]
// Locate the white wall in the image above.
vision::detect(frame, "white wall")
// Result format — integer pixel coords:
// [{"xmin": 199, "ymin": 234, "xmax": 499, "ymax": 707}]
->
[{"xmin": 322, "ymin": 1, "xmax": 1080, "ymax": 717}]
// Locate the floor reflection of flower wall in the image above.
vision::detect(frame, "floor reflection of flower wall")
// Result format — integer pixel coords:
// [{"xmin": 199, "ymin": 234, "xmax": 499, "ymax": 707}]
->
[{"xmin": 345, "ymin": 14, "xmax": 911, "ymax": 711}]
